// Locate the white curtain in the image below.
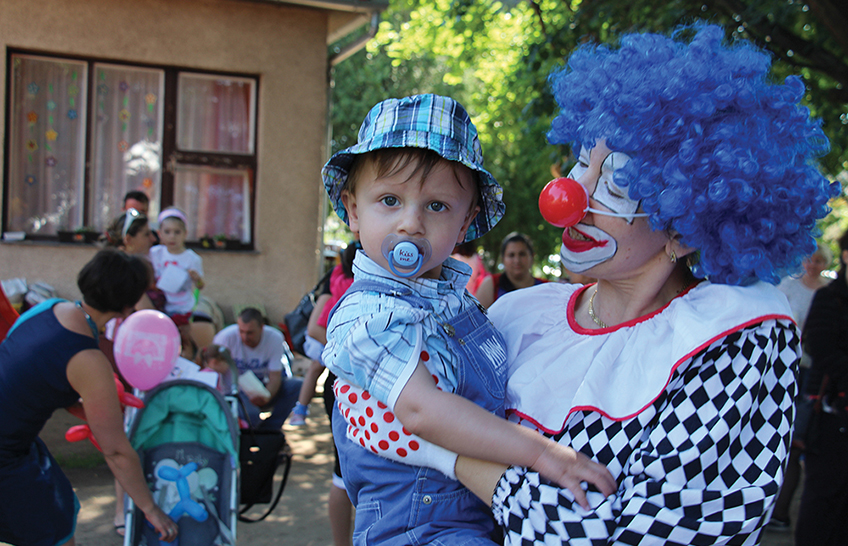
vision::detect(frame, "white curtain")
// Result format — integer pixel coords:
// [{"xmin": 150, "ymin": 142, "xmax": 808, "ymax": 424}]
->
[
  {"xmin": 177, "ymin": 74, "xmax": 255, "ymax": 154},
  {"xmin": 7, "ymin": 55, "xmax": 87, "ymax": 234},
  {"xmin": 90, "ymin": 64, "xmax": 164, "ymax": 231},
  {"xmin": 173, "ymin": 166, "xmax": 251, "ymax": 242},
  {"xmin": 174, "ymin": 74, "xmax": 255, "ymax": 241}
]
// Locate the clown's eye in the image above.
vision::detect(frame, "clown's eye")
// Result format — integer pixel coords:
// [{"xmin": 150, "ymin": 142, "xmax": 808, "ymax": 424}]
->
[{"xmin": 604, "ymin": 181, "xmax": 626, "ymax": 199}]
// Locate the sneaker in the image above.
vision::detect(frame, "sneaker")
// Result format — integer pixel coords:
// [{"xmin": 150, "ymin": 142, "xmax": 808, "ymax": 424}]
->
[
  {"xmin": 289, "ymin": 402, "xmax": 309, "ymax": 426},
  {"xmin": 767, "ymin": 517, "xmax": 791, "ymax": 531}
]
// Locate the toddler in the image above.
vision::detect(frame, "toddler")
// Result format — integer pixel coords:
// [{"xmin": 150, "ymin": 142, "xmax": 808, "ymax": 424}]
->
[
  {"xmin": 149, "ymin": 208, "xmax": 204, "ymax": 331},
  {"xmin": 322, "ymin": 94, "xmax": 613, "ymax": 545}
]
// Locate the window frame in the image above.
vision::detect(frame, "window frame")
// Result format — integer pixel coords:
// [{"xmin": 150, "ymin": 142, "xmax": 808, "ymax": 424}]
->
[{"xmin": 3, "ymin": 49, "xmax": 260, "ymax": 249}]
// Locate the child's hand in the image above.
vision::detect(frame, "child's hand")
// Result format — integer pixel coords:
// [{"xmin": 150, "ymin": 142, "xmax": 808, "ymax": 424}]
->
[
  {"xmin": 189, "ymin": 270, "xmax": 204, "ymax": 289},
  {"xmin": 333, "ymin": 379, "xmax": 459, "ymax": 478},
  {"xmin": 532, "ymin": 440, "xmax": 617, "ymax": 509}
]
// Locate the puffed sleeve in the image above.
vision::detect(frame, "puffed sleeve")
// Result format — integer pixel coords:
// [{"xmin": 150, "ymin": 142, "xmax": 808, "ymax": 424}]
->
[
  {"xmin": 323, "ymin": 289, "xmax": 430, "ymax": 409},
  {"xmin": 491, "ymin": 320, "xmax": 799, "ymax": 545}
]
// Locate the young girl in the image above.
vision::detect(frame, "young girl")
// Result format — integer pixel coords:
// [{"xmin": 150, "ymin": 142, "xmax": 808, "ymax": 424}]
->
[
  {"xmin": 200, "ymin": 344, "xmax": 237, "ymax": 395},
  {"xmin": 149, "ymin": 208, "xmax": 204, "ymax": 330}
]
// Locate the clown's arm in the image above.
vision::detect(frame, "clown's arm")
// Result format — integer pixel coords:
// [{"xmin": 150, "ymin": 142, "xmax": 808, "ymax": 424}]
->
[{"xmin": 467, "ymin": 320, "xmax": 797, "ymax": 545}]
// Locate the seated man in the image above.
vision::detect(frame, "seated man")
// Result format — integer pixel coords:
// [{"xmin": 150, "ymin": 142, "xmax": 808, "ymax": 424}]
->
[{"xmin": 213, "ymin": 307, "xmax": 303, "ymax": 430}]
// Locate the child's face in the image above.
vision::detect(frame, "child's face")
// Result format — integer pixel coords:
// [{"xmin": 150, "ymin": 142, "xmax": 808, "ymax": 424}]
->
[
  {"xmin": 342, "ymin": 156, "xmax": 479, "ymax": 280},
  {"xmin": 159, "ymin": 218, "xmax": 187, "ymax": 252},
  {"xmin": 205, "ymin": 356, "xmax": 230, "ymax": 375}
]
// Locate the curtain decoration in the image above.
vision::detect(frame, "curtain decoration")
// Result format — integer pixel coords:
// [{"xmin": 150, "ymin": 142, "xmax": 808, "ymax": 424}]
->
[
  {"xmin": 90, "ymin": 64, "xmax": 164, "ymax": 231},
  {"xmin": 8, "ymin": 55, "xmax": 87, "ymax": 234}
]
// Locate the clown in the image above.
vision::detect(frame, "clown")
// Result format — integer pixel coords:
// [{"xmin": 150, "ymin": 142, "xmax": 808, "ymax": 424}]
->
[{"xmin": 333, "ymin": 24, "xmax": 838, "ymax": 545}]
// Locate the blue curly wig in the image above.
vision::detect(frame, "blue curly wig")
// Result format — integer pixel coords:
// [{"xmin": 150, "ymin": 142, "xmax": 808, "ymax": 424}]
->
[{"xmin": 548, "ymin": 24, "xmax": 838, "ymax": 285}]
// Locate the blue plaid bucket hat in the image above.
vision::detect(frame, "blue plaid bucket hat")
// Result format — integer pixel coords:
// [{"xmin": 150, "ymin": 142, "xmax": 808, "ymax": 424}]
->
[{"xmin": 322, "ymin": 94, "xmax": 505, "ymax": 242}]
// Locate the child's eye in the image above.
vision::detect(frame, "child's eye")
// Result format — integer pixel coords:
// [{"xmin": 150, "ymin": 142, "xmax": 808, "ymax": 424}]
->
[
  {"xmin": 428, "ymin": 202, "xmax": 446, "ymax": 212},
  {"xmin": 381, "ymin": 196, "xmax": 398, "ymax": 206}
]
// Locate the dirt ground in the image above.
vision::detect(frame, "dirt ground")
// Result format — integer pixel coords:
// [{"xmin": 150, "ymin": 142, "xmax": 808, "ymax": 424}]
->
[
  {"xmin": 18, "ymin": 363, "xmax": 798, "ymax": 546},
  {"xmin": 31, "ymin": 374, "xmax": 341, "ymax": 546}
]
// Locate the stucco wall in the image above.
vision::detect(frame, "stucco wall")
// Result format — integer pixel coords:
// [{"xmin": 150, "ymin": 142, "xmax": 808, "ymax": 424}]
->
[{"xmin": 0, "ymin": 0, "xmax": 336, "ymax": 324}]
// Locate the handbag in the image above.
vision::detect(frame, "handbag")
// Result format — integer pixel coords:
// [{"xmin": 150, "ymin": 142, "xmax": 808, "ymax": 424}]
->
[
  {"xmin": 283, "ymin": 269, "xmax": 333, "ymax": 355},
  {"xmin": 283, "ymin": 291, "xmax": 315, "ymax": 355},
  {"xmin": 238, "ymin": 426, "xmax": 293, "ymax": 523}
]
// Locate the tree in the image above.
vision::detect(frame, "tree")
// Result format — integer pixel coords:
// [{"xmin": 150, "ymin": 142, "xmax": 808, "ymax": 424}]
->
[{"xmin": 329, "ymin": 0, "xmax": 847, "ymax": 273}]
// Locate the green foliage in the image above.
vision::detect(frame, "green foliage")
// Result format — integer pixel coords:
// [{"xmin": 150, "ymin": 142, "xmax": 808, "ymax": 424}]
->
[{"xmin": 328, "ymin": 0, "xmax": 848, "ymax": 272}]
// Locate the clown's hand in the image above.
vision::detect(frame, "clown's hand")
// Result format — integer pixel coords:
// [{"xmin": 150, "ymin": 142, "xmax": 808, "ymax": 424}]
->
[{"xmin": 333, "ymin": 379, "xmax": 458, "ymax": 480}]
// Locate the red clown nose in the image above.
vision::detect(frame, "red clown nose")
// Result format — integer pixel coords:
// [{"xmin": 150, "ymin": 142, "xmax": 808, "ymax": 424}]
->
[{"xmin": 538, "ymin": 177, "xmax": 589, "ymax": 228}]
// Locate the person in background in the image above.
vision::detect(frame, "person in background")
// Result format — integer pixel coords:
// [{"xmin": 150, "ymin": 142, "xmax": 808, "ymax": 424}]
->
[
  {"xmin": 769, "ymin": 242, "xmax": 832, "ymax": 530},
  {"xmin": 122, "ymin": 190, "xmax": 159, "ymax": 246},
  {"xmin": 290, "ymin": 242, "xmax": 359, "ymax": 427},
  {"xmin": 451, "ymin": 241, "xmax": 489, "ymax": 296},
  {"xmin": 0, "ymin": 250, "xmax": 177, "ymax": 545},
  {"xmin": 105, "ymin": 208, "xmax": 164, "ymax": 313},
  {"xmin": 149, "ymin": 207, "xmax": 204, "ymax": 355},
  {"xmin": 212, "ymin": 307, "xmax": 303, "ymax": 430},
  {"xmin": 297, "ymin": 242, "xmax": 359, "ymax": 546},
  {"xmin": 123, "ymin": 190, "xmax": 150, "ymax": 216},
  {"xmin": 475, "ymin": 232, "xmax": 546, "ymax": 308},
  {"xmin": 199, "ymin": 344, "xmax": 238, "ymax": 396},
  {"xmin": 794, "ymin": 230, "xmax": 848, "ymax": 546}
]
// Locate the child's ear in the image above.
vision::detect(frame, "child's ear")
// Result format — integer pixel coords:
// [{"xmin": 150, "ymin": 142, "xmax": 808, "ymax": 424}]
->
[
  {"xmin": 341, "ymin": 190, "xmax": 360, "ymax": 233},
  {"xmin": 457, "ymin": 205, "xmax": 481, "ymax": 245}
]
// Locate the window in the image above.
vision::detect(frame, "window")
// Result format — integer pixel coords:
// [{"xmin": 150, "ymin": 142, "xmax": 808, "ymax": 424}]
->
[{"xmin": 4, "ymin": 52, "xmax": 258, "ymax": 247}]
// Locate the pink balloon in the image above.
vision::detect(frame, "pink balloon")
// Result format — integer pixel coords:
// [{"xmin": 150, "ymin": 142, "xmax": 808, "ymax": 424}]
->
[{"xmin": 113, "ymin": 310, "xmax": 180, "ymax": 390}]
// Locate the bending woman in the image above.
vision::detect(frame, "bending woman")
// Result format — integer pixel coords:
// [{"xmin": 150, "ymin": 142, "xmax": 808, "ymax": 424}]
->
[
  {"xmin": 0, "ymin": 249, "xmax": 177, "ymax": 545},
  {"xmin": 337, "ymin": 24, "xmax": 836, "ymax": 544}
]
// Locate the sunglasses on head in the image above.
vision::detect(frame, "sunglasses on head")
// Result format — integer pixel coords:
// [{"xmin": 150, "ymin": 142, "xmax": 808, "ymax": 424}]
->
[{"xmin": 121, "ymin": 208, "xmax": 144, "ymax": 239}]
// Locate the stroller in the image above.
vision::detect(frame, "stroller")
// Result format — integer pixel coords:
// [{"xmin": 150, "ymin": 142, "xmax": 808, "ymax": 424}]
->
[{"xmin": 123, "ymin": 379, "xmax": 240, "ymax": 546}]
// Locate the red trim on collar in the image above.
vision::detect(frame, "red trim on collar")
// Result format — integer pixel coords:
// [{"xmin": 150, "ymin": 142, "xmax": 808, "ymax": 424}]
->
[
  {"xmin": 507, "ymin": 312, "xmax": 794, "ymax": 435},
  {"xmin": 567, "ymin": 281, "xmax": 702, "ymax": 335}
]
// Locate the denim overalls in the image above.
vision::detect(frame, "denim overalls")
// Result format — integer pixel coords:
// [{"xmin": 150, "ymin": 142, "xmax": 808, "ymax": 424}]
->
[{"xmin": 331, "ymin": 279, "xmax": 507, "ymax": 546}]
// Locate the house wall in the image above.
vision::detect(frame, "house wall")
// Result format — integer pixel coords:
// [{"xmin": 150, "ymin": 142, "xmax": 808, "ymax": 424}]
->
[{"xmin": 0, "ymin": 0, "xmax": 337, "ymax": 325}]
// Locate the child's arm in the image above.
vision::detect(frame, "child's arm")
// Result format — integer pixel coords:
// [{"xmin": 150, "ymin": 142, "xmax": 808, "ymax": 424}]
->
[
  {"xmin": 189, "ymin": 270, "xmax": 204, "ymax": 289},
  {"xmin": 394, "ymin": 362, "xmax": 615, "ymax": 502},
  {"xmin": 189, "ymin": 253, "xmax": 204, "ymax": 289}
]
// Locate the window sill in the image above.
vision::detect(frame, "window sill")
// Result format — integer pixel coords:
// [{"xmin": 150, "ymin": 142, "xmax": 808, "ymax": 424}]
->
[{"xmin": 0, "ymin": 238, "xmax": 99, "ymax": 248}]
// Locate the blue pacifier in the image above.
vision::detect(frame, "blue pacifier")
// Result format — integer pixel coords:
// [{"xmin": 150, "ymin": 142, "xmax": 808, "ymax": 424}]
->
[{"xmin": 381, "ymin": 235, "xmax": 432, "ymax": 278}]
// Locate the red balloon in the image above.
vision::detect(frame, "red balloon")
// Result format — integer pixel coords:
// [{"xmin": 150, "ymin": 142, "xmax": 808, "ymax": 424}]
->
[
  {"xmin": 114, "ymin": 374, "xmax": 145, "ymax": 409},
  {"xmin": 538, "ymin": 177, "xmax": 589, "ymax": 228},
  {"xmin": 65, "ymin": 424, "xmax": 102, "ymax": 451}
]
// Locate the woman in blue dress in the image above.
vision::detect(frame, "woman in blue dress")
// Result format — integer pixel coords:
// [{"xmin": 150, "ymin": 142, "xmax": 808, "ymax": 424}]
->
[{"xmin": 0, "ymin": 249, "xmax": 177, "ymax": 546}]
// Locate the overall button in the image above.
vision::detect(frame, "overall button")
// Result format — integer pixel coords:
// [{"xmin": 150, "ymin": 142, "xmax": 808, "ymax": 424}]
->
[{"xmin": 422, "ymin": 495, "xmax": 432, "ymax": 505}]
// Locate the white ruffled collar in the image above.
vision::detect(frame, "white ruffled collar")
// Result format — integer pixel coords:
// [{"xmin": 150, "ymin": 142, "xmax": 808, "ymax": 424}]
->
[{"xmin": 489, "ymin": 281, "xmax": 794, "ymax": 433}]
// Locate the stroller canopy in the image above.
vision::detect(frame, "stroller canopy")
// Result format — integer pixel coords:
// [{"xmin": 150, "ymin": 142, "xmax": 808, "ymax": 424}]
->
[{"xmin": 129, "ymin": 380, "xmax": 238, "ymax": 457}]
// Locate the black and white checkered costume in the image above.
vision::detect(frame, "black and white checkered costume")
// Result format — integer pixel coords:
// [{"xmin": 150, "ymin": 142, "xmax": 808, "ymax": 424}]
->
[{"xmin": 486, "ymin": 282, "xmax": 799, "ymax": 545}]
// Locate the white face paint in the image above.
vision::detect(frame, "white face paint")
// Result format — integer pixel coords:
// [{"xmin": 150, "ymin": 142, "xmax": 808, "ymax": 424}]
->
[
  {"xmin": 559, "ymin": 142, "xmax": 640, "ymax": 272},
  {"xmin": 567, "ymin": 147, "xmax": 642, "ymax": 223},
  {"xmin": 559, "ymin": 224, "xmax": 618, "ymax": 273}
]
